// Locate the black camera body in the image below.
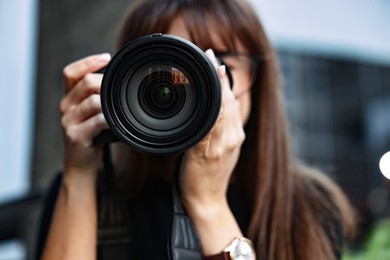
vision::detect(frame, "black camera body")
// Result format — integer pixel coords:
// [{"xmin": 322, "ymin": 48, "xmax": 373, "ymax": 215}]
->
[{"xmin": 95, "ymin": 34, "xmax": 222, "ymax": 155}]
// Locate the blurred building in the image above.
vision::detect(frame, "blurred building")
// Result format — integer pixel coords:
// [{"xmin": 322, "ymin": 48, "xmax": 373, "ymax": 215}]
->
[{"xmin": 0, "ymin": 0, "xmax": 389, "ymax": 259}]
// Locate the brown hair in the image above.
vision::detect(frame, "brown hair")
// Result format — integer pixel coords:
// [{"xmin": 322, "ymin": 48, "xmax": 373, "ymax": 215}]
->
[{"xmin": 112, "ymin": 0, "xmax": 356, "ymax": 259}]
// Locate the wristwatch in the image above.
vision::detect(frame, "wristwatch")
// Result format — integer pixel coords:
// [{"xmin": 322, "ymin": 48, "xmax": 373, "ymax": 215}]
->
[{"xmin": 204, "ymin": 237, "xmax": 256, "ymax": 260}]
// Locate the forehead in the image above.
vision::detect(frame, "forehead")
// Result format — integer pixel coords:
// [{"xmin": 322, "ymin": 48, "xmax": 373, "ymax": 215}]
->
[{"xmin": 167, "ymin": 15, "xmax": 247, "ymax": 53}]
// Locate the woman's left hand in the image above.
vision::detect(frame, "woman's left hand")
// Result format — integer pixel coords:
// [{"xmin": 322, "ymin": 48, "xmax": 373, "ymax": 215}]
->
[
  {"xmin": 179, "ymin": 48, "xmax": 246, "ymax": 214},
  {"xmin": 179, "ymin": 49, "xmax": 246, "ymax": 255}
]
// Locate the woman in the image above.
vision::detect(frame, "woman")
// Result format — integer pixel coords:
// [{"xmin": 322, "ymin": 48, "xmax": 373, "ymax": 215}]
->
[{"xmin": 39, "ymin": 0, "xmax": 355, "ymax": 259}]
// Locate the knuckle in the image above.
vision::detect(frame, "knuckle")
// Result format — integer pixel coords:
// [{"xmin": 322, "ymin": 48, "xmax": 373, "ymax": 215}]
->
[
  {"xmin": 238, "ymin": 131, "xmax": 246, "ymax": 145},
  {"xmin": 82, "ymin": 73, "xmax": 94, "ymax": 86},
  {"xmin": 240, "ymin": 128, "xmax": 246, "ymax": 140},
  {"xmin": 64, "ymin": 126, "xmax": 77, "ymax": 143},
  {"xmin": 60, "ymin": 116, "xmax": 68, "ymax": 129},
  {"xmin": 81, "ymin": 74, "xmax": 101, "ymax": 94},
  {"xmin": 63, "ymin": 66, "xmax": 77, "ymax": 87},
  {"xmin": 225, "ymin": 137, "xmax": 238, "ymax": 151},
  {"xmin": 63, "ymin": 65, "xmax": 72, "ymax": 78},
  {"xmin": 66, "ymin": 126, "xmax": 89, "ymax": 146},
  {"xmin": 85, "ymin": 95, "xmax": 95, "ymax": 110},
  {"xmin": 77, "ymin": 103, "xmax": 87, "ymax": 118},
  {"xmin": 90, "ymin": 94, "xmax": 101, "ymax": 109},
  {"xmin": 208, "ymin": 148, "xmax": 223, "ymax": 161},
  {"xmin": 59, "ymin": 98, "xmax": 67, "ymax": 114},
  {"xmin": 225, "ymin": 130, "xmax": 245, "ymax": 151},
  {"xmin": 80, "ymin": 96, "xmax": 100, "ymax": 118},
  {"xmin": 95, "ymin": 114, "xmax": 106, "ymax": 128},
  {"xmin": 61, "ymin": 113, "xmax": 74, "ymax": 134}
]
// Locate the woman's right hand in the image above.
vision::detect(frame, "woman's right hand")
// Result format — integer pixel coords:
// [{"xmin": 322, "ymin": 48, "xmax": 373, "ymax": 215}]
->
[
  {"xmin": 60, "ymin": 53, "xmax": 111, "ymax": 178},
  {"xmin": 42, "ymin": 54, "xmax": 111, "ymax": 260}
]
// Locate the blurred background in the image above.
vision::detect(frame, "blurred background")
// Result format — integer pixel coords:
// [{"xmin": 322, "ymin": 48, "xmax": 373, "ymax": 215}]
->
[{"xmin": 0, "ymin": 0, "xmax": 389, "ymax": 259}]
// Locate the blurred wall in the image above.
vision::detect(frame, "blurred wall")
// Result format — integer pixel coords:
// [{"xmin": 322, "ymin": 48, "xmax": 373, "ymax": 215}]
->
[
  {"xmin": 279, "ymin": 50, "xmax": 390, "ymax": 234},
  {"xmin": 252, "ymin": 0, "xmax": 390, "ymax": 65},
  {"xmin": 32, "ymin": 0, "xmax": 134, "ymax": 191}
]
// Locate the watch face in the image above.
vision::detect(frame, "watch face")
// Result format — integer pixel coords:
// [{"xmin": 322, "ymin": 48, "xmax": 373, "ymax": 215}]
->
[{"xmin": 232, "ymin": 238, "xmax": 255, "ymax": 260}]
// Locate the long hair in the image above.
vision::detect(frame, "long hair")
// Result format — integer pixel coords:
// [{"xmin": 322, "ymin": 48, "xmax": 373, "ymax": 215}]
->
[{"xmin": 111, "ymin": 0, "xmax": 355, "ymax": 259}]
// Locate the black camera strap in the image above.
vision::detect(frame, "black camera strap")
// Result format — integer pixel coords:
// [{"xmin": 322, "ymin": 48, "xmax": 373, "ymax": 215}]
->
[
  {"xmin": 97, "ymin": 147, "xmax": 203, "ymax": 260},
  {"xmin": 169, "ymin": 156, "xmax": 203, "ymax": 260},
  {"xmin": 97, "ymin": 145, "xmax": 134, "ymax": 260}
]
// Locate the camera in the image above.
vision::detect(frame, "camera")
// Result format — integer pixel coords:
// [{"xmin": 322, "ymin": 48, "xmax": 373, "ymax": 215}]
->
[{"xmin": 95, "ymin": 34, "xmax": 223, "ymax": 155}]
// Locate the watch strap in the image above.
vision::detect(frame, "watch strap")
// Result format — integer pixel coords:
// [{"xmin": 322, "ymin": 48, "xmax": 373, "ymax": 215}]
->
[{"xmin": 204, "ymin": 252, "xmax": 230, "ymax": 260}]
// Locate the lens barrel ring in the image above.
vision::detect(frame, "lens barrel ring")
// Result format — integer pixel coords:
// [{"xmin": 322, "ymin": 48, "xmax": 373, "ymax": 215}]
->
[{"xmin": 100, "ymin": 34, "xmax": 221, "ymax": 155}]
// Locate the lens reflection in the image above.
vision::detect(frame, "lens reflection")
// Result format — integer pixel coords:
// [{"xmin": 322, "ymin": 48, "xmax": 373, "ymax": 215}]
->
[
  {"xmin": 151, "ymin": 84, "xmax": 175, "ymax": 109},
  {"xmin": 123, "ymin": 62, "xmax": 197, "ymax": 132},
  {"xmin": 139, "ymin": 69, "xmax": 187, "ymax": 119}
]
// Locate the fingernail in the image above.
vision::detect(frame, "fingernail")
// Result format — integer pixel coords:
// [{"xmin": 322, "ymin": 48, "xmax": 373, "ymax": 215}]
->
[
  {"xmin": 205, "ymin": 49, "xmax": 215, "ymax": 57},
  {"xmin": 98, "ymin": 53, "xmax": 111, "ymax": 62},
  {"xmin": 219, "ymin": 65, "xmax": 226, "ymax": 75}
]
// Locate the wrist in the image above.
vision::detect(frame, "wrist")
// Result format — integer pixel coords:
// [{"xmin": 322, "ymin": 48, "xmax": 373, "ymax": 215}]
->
[
  {"xmin": 62, "ymin": 167, "xmax": 98, "ymax": 192},
  {"xmin": 183, "ymin": 197, "xmax": 230, "ymax": 221},
  {"xmin": 184, "ymin": 198, "xmax": 244, "ymax": 256}
]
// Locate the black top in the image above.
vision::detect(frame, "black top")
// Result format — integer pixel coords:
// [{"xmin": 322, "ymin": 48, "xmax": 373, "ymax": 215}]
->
[
  {"xmin": 35, "ymin": 173, "xmax": 341, "ymax": 260},
  {"xmin": 35, "ymin": 173, "xmax": 250, "ymax": 260}
]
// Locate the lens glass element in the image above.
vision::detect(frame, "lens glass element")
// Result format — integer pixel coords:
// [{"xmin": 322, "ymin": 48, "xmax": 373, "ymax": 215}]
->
[
  {"xmin": 151, "ymin": 84, "xmax": 175, "ymax": 109},
  {"xmin": 138, "ymin": 69, "xmax": 187, "ymax": 119},
  {"xmin": 121, "ymin": 61, "xmax": 196, "ymax": 133}
]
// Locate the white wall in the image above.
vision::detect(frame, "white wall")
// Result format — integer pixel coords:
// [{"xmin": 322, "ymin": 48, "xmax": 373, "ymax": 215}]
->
[{"xmin": 251, "ymin": 0, "xmax": 390, "ymax": 64}]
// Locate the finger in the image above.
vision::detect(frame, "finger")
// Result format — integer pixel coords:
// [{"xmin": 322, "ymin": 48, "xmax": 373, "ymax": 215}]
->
[
  {"xmin": 213, "ymin": 64, "xmax": 227, "ymax": 133},
  {"xmin": 60, "ymin": 73, "xmax": 103, "ymax": 114},
  {"xmin": 62, "ymin": 94, "xmax": 102, "ymax": 126},
  {"xmin": 208, "ymin": 71, "xmax": 241, "ymax": 153},
  {"xmin": 65, "ymin": 113, "xmax": 108, "ymax": 147},
  {"xmin": 192, "ymin": 50, "xmax": 234, "ymax": 155},
  {"xmin": 205, "ymin": 49, "xmax": 219, "ymax": 68},
  {"xmin": 195, "ymin": 56, "xmax": 227, "ymax": 153},
  {"xmin": 217, "ymin": 65, "xmax": 229, "ymax": 97},
  {"xmin": 63, "ymin": 53, "xmax": 111, "ymax": 91},
  {"xmin": 206, "ymin": 49, "xmax": 232, "ymax": 99}
]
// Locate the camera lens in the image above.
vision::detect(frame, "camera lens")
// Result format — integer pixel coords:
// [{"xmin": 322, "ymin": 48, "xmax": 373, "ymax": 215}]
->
[
  {"xmin": 123, "ymin": 62, "xmax": 194, "ymax": 132},
  {"xmin": 100, "ymin": 34, "xmax": 221, "ymax": 155},
  {"xmin": 138, "ymin": 70, "xmax": 186, "ymax": 119},
  {"xmin": 151, "ymin": 84, "xmax": 175, "ymax": 109}
]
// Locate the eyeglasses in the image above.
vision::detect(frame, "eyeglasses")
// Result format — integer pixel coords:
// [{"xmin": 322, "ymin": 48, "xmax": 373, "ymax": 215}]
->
[{"xmin": 214, "ymin": 51, "xmax": 263, "ymax": 98}]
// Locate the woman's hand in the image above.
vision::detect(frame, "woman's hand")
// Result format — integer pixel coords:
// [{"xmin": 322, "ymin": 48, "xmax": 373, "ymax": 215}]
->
[
  {"xmin": 179, "ymin": 49, "xmax": 246, "ymax": 255},
  {"xmin": 42, "ymin": 54, "xmax": 111, "ymax": 260},
  {"xmin": 180, "ymin": 49, "xmax": 245, "ymax": 209},
  {"xmin": 60, "ymin": 53, "xmax": 111, "ymax": 179}
]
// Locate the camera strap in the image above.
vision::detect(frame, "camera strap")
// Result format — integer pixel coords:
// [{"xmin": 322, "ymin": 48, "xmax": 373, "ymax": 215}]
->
[
  {"xmin": 97, "ymin": 147, "xmax": 203, "ymax": 259},
  {"xmin": 169, "ymin": 156, "xmax": 203, "ymax": 259},
  {"xmin": 97, "ymin": 145, "xmax": 134, "ymax": 260}
]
